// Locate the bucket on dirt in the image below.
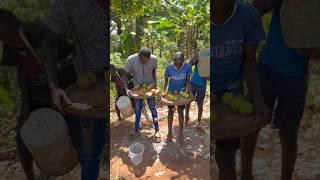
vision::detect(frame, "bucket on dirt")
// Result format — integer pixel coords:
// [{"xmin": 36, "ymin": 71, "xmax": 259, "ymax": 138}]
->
[
  {"xmin": 20, "ymin": 108, "xmax": 79, "ymax": 176},
  {"xmin": 116, "ymin": 96, "xmax": 134, "ymax": 117},
  {"xmin": 128, "ymin": 142, "xmax": 145, "ymax": 166},
  {"xmin": 198, "ymin": 48, "xmax": 210, "ymax": 78}
]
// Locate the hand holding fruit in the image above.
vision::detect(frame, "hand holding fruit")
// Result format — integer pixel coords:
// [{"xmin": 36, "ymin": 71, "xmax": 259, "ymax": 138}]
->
[{"xmin": 126, "ymin": 88, "xmax": 132, "ymax": 96}]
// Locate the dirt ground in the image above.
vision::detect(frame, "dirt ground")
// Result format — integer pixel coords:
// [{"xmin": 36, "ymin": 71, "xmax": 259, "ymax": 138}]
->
[{"xmin": 110, "ymin": 97, "xmax": 211, "ymax": 180}]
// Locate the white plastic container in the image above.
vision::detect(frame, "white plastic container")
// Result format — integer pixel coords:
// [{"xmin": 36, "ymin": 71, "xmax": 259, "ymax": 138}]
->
[
  {"xmin": 198, "ymin": 48, "xmax": 210, "ymax": 77},
  {"xmin": 116, "ymin": 96, "xmax": 134, "ymax": 117},
  {"xmin": 20, "ymin": 108, "xmax": 78, "ymax": 176},
  {"xmin": 128, "ymin": 142, "xmax": 145, "ymax": 166}
]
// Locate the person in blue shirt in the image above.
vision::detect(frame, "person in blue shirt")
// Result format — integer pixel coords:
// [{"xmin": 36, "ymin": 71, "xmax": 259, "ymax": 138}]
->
[
  {"xmin": 185, "ymin": 49, "xmax": 208, "ymax": 128},
  {"xmin": 212, "ymin": 0, "xmax": 269, "ymax": 179},
  {"xmin": 253, "ymin": 0, "xmax": 310, "ymax": 179},
  {"xmin": 163, "ymin": 51, "xmax": 194, "ymax": 143}
]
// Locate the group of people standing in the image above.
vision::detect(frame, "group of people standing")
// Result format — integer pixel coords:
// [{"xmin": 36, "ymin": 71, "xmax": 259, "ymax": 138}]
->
[{"xmin": 111, "ymin": 47, "xmax": 208, "ymax": 144}]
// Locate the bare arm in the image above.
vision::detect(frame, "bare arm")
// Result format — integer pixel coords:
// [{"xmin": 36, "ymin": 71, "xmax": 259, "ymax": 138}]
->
[
  {"xmin": 189, "ymin": 55, "xmax": 198, "ymax": 66},
  {"xmin": 244, "ymin": 45, "xmax": 266, "ymax": 114},
  {"xmin": 252, "ymin": 0, "xmax": 272, "ymax": 15},
  {"xmin": 163, "ymin": 77, "xmax": 168, "ymax": 93},
  {"xmin": 186, "ymin": 76, "xmax": 193, "ymax": 96},
  {"xmin": 42, "ymin": 30, "xmax": 61, "ymax": 89},
  {"xmin": 16, "ymin": 66, "xmax": 30, "ymax": 118},
  {"xmin": 153, "ymin": 69, "xmax": 157, "ymax": 86}
]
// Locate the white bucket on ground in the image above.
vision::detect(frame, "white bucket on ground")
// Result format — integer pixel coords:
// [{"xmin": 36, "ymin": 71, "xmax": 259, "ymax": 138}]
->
[
  {"xmin": 20, "ymin": 108, "xmax": 78, "ymax": 176},
  {"xmin": 198, "ymin": 48, "xmax": 210, "ymax": 77},
  {"xmin": 128, "ymin": 142, "xmax": 145, "ymax": 166},
  {"xmin": 116, "ymin": 96, "xmax": 134, "ymax": 117}
]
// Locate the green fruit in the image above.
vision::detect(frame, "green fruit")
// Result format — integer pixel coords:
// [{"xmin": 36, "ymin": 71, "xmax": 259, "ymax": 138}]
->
[
  {"xmin": 237, "ymin": 94, "xmax": 247, "ymax": 101},
  {"xmin": 134, "ymin": 84, "xmax": 141, "ymax": 90},
  {"xmin": 86, "ymin": 72, "xmax": 97, "ymax": 84},
  {"xmin": 77, "ymin": 76, "xmax": 91, "ymax": 90},
  {"xmin": 222, "ymin": 92, "xmax": 235, "ymax": 105},
  {"xmin": 230, "ymin": 97, "xmax": 243, "ymax": 112},
  {"xmin": 239, "ymin": 102, "xmax": 253, "ymax": 115}
]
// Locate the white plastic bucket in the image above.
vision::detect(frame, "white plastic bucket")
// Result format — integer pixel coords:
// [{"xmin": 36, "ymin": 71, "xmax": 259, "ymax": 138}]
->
[
  {"xmin": 116, "ymin": 96, "xmax": 134, "ymax": 117},
  {"xmin": 128, "ymin": 143, "xmax": 145, "ymax": 166},
  {"xmin": 198, "ymin": 48, "xmax": 210, "ymax": 77}
]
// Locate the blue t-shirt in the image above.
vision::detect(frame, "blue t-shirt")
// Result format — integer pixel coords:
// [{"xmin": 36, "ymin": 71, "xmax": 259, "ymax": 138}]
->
[
  {"xmin": 259, "ymin": 0, "xmax": 309, "ymax": 76},
  {"xmin": 164, "ymin": 63, "xmax": 192, "ymax": 92},
  {"xmin": 191, "ymin": 65, "xmax": 207, "ymax": 87},
  {"xmin": 211, "ymin": 3, "xmax": 265, "ymax": 94}
]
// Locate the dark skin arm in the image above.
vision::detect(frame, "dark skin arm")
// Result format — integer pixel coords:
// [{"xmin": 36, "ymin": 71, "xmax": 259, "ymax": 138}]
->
[
  {"xmin": 153, "ymin": 68, "xmax": 157, "ymax": 86},
  {"xmin": 16, "ymin": 66, "xmax": 30, "ymax": 118},
  {"xmin": 42, "ymin": 29, "xmax": 71, "ymax": 111},
  {"xmin": 186, "ymin": 75, "xmax": 194, "ymax": 98},
  {"xmin": 252, "ymin": 0, "xmax": 272, "ymax": 15},
  {"xmin": 163, "ymin": 77, "xmax": 169, "ymax": 95},
  {"xmin": 42, "ymin": 30, "xmax": 60, "ymax": 88},
  {"xmin": 244, "ymin": 44, "xmax": 269, "ymax": 121}
]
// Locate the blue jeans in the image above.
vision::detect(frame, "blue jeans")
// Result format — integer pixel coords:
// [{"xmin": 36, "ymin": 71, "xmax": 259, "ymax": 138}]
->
[
  {"xmin": 135, "ymin": 98, "xmax": 159, "ymax": 131},
  {"xmin": 78, "ymin": 117, "xmax": 106, "ymax": 180}
]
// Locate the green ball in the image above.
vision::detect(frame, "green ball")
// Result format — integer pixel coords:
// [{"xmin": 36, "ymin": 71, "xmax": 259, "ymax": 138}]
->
[
  {"xmin": 222, "ymin": 92, "xmax": 235, "ymax": 105},
  {"xmin": 230, "ymin": 97, "xmax": 243, "ymax": 112},
  {"xmin": 239, "ymin": 102, "xmax": 253, "ymax": 115},
  {"xmin": 237, "ymin": 94, "xmax": 247, "ymax": 101}
]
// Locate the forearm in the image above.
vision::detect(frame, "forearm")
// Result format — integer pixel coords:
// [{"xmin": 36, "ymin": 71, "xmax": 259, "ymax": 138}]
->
[
  {"xmin": 16, "ymin": 67, "xmax": 30, "ymax": 113},
  {"xmin": 163, "ymin": 79, "xmax": 168, "ymax": 91},
  {"xmin": 42, "ymin": 31, "xmax": 61, "ymax": 89},
  {"xmin": 252, "ymin": 0, "xmax": 272, "ymax": 15},
  {"xmin": 153, "ymin": 69, "xmax": 157, "ymax": 85},
  {"xmin": 245, "ymin": 62, "xmax": 263, "ymax": 105},
  {"xmin": 186, "ymin": 79, "xmax": 192, "ymax": 94},
  {"xmin": 122, "ymin": 73, "xmax": 129, "ymax": 89}
]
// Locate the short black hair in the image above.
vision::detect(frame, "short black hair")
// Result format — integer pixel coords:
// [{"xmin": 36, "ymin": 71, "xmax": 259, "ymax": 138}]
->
[
  {"xmin": 138, "ymin": 47, "xmax": 151, "ymax": 58},
  {"xmin": 0, "ymin": 9, "xmax": 21, "ymax": 32},
  {"xmin": 174, "ymin": 51, "xmax": 184, "ymax": 61}
]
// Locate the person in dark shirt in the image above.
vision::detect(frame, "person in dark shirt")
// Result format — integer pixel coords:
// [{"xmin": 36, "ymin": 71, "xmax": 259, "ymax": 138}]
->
[
  {"xmin": 0, "ymin": 9, "xmax": 74, "ymax": 180},
  {"xmin": 110, "ymin": 64, "xmax": 134, "ymax": 127}
]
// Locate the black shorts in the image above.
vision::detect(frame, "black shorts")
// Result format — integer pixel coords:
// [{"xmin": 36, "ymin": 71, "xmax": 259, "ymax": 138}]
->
[{"xmin": 260, "ymin": 64, "xmax": 308, "ymax": 135}]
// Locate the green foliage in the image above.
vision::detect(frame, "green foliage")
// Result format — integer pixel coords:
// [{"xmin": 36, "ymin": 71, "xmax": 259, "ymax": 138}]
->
[{"xmin": 0, "ymin": 0, "xmax": 52, "ymax": 21}]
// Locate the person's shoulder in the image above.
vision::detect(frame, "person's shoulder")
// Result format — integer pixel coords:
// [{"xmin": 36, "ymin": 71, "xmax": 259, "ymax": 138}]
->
[
  {"xmin": 127, "ymin": 53, "xmax": 138, "ymax": 62},
  {"xmin": 165, "ymin": 63, "xmax": 173, "ymax": 69},
  {"xmin": 184, "ymin": 62, "xmax": 192, "ymax": 69},
  {"xmin": 237, "ymin": 3, "xmax": 261, "ymax": 20}
]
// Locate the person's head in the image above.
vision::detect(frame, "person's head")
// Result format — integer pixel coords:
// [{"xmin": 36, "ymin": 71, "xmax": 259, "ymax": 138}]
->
[
  {"xmin": 213, "ymin": 0, "xmax": 236, "ymax": 13},
  {"xmin": 110, "ymin": 64, "xmax": 117, "ymax": 76},
  {"xmin": 0, "ymin": 9, "xmax": 22, "ymax": 47},
  {"xmin": 173, "ymin": 51, "xmax": 184, "ymax": 67},
  {"xmin": 138, "ymin": 47, "xmax": 152, "ymax": 64}
]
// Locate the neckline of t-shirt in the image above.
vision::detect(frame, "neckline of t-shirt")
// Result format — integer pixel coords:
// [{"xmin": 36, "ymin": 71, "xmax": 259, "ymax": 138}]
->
[
  {"xmin": 212, "ymin": 3, "xmax": 238, "ymax": 27},
  {"xmin": 173, "ymin": 62, "xmax": 185, "ymax": 70}
]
